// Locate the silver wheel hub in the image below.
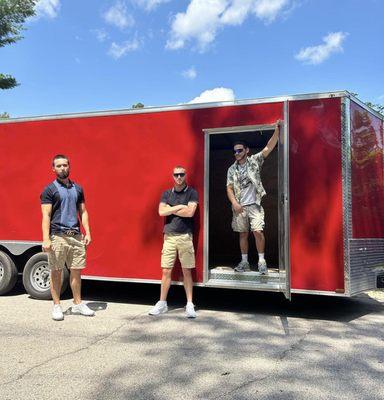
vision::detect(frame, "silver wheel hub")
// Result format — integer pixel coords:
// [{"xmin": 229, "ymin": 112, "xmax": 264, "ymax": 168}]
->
[{"xmin": 30, "ymin": 261, "xmax": 51, "ymax": 291}]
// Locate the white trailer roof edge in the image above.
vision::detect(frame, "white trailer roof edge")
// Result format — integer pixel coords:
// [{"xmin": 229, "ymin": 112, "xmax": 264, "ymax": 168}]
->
[{"xmin": 0, "ymin": 90, "xmax": 355, "ymax": 125}]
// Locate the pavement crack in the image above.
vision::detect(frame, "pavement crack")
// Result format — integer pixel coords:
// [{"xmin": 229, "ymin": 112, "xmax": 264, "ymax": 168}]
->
[
  {"xmin": 1, "ymin": 311, "xmax": 145, "ymax": 387},
  {"xmin": 209, "ymin": 326, "xmax": 312, "ymax": 400}
]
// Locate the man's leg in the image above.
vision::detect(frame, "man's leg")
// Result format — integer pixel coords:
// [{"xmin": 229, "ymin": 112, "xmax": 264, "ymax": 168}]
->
[
  {"xmin": 181, "ymin": 268, "xmax": 193, "ymax": 303},
  {"xmin": 70, "ymin": 268, "xmax": 82, "ymax": 305},
  {"xmin": 69, "ymin": 268, "xmax": 95, "ymax": 316},
  {"xmin": 239, "ymin": 231, "xmax": 249, "ymax": 255},
  {"xmin": 160, "ymin": 268, "xmax": 172, "ymax": 301},
  {"xmin": 252, "ymin": 230, "xmax": 265, "ymax": 253},
  {"xmin": 50, "ymin": 269, "xmax": 62, "ymax": 305}
]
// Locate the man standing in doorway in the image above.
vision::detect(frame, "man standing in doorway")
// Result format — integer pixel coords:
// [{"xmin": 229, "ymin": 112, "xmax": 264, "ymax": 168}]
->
[
  {"xmin": 41, "ymin": 154, "xmax": 95, "ymax": 321},
  {"xmin": 149, "ymin": 166, "xmax": 198, "ymax": 318},
  {"xmin": 226, "ymin": 121, "xmax": 281, "ymax": 274}
]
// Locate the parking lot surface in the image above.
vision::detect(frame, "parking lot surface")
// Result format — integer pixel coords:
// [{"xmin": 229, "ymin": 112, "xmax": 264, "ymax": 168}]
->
[{"xmin": 1, "ymin": 281, "xmax": 384, "ymax": 400}]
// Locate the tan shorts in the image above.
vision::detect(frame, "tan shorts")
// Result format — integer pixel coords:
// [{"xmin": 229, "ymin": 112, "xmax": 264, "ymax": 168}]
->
[
  {"xmin": 161, "ymin": 233, "xmax": 195, "ymax": 269},
  {"xmin": 48, "ymin": 234, "xmax": 86, "ymax": 270},
  {"xmin": 232, "ymin": 204, "xmax": 265, "ymax": 232}
]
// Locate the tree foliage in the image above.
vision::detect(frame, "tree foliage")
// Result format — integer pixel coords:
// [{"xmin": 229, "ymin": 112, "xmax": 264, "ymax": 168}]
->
[
  {"xmin": 0, "ymin": 0, "xmax": 36, "ymax": 90},
  {"xmin": 0, "ymin": 112, "xmax": 10, "ymax": 119},
  {"xmin": 132, "ymin": 102, "xmax": 145, "ymax": 109}
]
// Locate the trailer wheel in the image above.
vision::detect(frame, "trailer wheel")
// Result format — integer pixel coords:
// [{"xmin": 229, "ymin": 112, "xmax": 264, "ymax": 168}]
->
[
  {"xmin": 0, "ymin": 251, "xmax": 18, "ymax": 295},
  {"xmin": 22, "ymin": 252, "xmax": 69, "ymax": 300}
]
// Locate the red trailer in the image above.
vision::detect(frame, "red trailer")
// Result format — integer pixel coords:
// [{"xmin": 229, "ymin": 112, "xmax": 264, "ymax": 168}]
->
[{"xmin": 1, "ymin": 91, "xmax": 383, "ymax": 300}]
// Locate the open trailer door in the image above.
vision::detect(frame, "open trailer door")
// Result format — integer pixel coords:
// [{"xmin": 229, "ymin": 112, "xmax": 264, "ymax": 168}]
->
[
  {"xmin": 203, "ymin": 101, "xmax": 291, "ymax": 298},
  {"xmin": 278, "ymin": 101, "xmax": 291, "ymax": 299}
]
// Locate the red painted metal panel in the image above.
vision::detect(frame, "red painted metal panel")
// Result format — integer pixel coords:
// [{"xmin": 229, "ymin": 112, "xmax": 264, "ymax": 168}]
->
[
  {"xmin": 350, "ymin": 102, "xmax": 384, "ymax": 238},
  {"xmin": 289, "ymin": 98, "xmax": 344, "ymax": 292},
  {"xmin": 0, "ymin": 103, "xmax": 283, "ymax": 283}
]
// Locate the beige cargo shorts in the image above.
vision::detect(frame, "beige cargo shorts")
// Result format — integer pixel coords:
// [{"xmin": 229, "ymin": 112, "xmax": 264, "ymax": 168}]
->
[
  {"xmin": 161, "ymin": 233, "xmax": 195, "ymax": 269},
  {"xmin": 48, "ymin": 234, "xmax": 86, "ymax": 270},
  {"xmin": 232, "ymin": 204, "xmax": 265, "ymax": 232}
]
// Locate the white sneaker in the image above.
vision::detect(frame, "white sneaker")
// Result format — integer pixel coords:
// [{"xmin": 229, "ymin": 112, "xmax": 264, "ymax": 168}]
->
[
  {"xmin": 71, "ymin": 302, "xmax": 95, "ymax": 316},
  {"xmin": 185, "ymin": 303, "xmax": 197, "ymax": 318},
  {"xmin": 149, "ymin": 301, "xmax": 168, "ymax": 315},
  {"xmin": 258, "ymin": 259, "xmax": 268, "ymax": 275},
  {"xmin": 52, "ymin": 304, "xmax": 64, "ymax": 321}
]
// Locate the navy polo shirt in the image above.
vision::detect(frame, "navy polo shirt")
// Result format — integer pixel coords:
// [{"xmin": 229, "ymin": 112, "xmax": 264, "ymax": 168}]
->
[{"xmin": 40, "ymin": 179, "xmax": 85, "ymax": 235}]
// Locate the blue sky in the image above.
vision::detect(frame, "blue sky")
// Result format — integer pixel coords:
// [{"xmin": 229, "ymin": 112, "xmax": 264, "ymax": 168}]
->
[{"xmin": 1, "ymin": 0, "xmax": 383, "ymax": 118}]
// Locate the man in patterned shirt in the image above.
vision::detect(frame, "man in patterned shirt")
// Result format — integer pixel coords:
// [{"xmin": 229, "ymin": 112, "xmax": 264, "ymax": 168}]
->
[{"xmin": 226, "ymin": 121, "xmax": 281, "ymax": 273}]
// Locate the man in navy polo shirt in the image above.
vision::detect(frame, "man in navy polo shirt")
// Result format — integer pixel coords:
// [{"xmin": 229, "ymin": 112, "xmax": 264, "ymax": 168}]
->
[
  {"xmin": 40, "ymin": 154, "xmax": 94, "ymax": 321},
  {"xmin": 149, "ymin": 166, "xmax": 199, "ymax": 318}
]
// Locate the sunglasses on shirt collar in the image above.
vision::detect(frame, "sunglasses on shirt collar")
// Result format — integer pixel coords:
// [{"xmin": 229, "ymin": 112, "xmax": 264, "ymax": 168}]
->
[{"xmin": 173, "ymin": 173, "xmax": 186, "ymax": 177}]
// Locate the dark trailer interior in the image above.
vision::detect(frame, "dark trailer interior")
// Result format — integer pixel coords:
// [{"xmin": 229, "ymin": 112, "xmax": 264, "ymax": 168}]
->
[{"xmin": 207, "ymin": 127, "xmax": 281, "ymax": 289}]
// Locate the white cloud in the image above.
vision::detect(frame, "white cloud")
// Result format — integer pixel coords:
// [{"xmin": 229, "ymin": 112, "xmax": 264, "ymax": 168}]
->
[
  {"xmin": 108, "ymin": 38, "xmax": 141, "ymax": 59},
  {"xmin": 104, "ymin": 1, "xmax": 135, "ymax": 29},
  {"xmin": 295, "ymin": 32, "xmax": 348, "ymax": 65},
  {"xmin": 92, "ymin": 29, "xmax": 109, "ymax": 42},
  {"xmin": 182, "ymin": 67, "xmax": 197, "ymax": 80},
  {"xmin": 166, "ymin": 0, "xmax": 290, "ymax": 51},
  {"xmin": 188, "ymin": 87, "xmax": 235, "ymax": 104},
  {"xmin": 34, "ymin": 0, "xmax": 60, "ymax": 19},
  {"xmin": 133, "ymin": 0, "xmax": 171, "ymax": 11}
]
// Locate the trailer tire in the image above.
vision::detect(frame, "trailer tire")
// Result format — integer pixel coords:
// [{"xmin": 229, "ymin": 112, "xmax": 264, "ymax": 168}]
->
[
  {"xmin": 0, "ymin": 251, "xmax": 18, "ymax": 295},
  {"xmin": 22, "ymin": 252, "xmax": 69, "ymax": 300}
]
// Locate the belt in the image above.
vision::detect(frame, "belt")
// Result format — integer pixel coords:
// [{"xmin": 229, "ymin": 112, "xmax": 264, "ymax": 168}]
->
[{"xmin": 62, "ymin": 229, "xmax": 79, "ymax": 236}]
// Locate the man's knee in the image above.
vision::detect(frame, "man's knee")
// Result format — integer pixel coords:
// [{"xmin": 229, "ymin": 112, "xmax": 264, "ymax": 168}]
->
[
  {"xmin": 253, "ymin": 230, "xmax": 264, "ymax": 238},
  {"xmin": 162, "ymin": 268, "xmax": 172, "ymax": 278},
  {"xmin": 239, "ymin": 232, "xmax": 249, "ymax": 238}
]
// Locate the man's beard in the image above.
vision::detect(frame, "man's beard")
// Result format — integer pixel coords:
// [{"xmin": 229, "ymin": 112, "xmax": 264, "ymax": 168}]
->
[{"xmin": 57, "ymin": 170, "xmax": 69, "ymax": 179}]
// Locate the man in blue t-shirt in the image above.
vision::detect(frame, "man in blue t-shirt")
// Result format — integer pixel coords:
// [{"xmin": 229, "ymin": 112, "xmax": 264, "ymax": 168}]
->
[
  {"xmin": 40, "ymin": 154, "xmax": 94, "ymax": 321},
  {"xmin": 149, "ymin": 166, "xmax": 199, "ymax": 318}
]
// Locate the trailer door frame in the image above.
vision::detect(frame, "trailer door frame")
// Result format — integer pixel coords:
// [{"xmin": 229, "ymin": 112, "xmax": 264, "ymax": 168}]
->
[
  {"xmin": 203, "ymin": 105, "xmax": 291, "ymax": 298},
  {"xmin": 279, "ymin": 101, "xmax": 291, "ymax": 299}
]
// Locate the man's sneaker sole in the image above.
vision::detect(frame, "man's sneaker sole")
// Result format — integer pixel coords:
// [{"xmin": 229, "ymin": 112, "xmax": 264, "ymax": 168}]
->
[{"xmin": 149, "ymin": 307, "xmax": 168, "ymax": 316}]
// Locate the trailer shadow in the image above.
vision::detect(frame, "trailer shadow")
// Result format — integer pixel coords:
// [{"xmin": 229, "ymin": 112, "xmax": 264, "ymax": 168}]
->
[
  {"xmin": 81, "ymin": 282, "xmax": 384, "ymax": 400},
  {"xmin": 80, "ymin": 280, "xmax": 384, "ymax": 323}
]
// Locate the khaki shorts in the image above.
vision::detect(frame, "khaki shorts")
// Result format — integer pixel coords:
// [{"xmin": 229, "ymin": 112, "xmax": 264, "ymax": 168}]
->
[
  {"xmin": 232, "ymin": 204, "xmax": 265, "ymax": 232},
  {"xmin": 48, "ymin": 234, "xmax": 86, "ymax": 270},
  {"xmin": 161, "ymin": 233, "xmax": 195, "ymax": 269}
]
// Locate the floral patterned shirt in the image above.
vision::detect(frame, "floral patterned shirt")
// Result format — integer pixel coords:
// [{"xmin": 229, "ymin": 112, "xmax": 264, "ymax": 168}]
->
[{"xmin": 226, "ymin": 152, "xmax": 266, "ymax": 205}]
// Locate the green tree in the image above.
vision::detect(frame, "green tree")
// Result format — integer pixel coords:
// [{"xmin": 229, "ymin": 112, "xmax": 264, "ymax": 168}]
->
[
  {"xmin": 0, "ymin": 0, "xmax": 36, "ymax": 90},
  {"xmin": 0, "ymin": 112, "xmax": 10, "ymax": 119}
]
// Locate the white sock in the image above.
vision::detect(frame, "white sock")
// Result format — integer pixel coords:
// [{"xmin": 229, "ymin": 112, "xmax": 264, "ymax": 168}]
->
[
  {"xmin": 187, "ymin": 302, "xmax": 194, "ymax": 306},
  {"xmin": 241, "ymin": 254, "xmax": 248, "ymax": 262},
  {"xmin": 158, "ymin": 300, "xmax": 167, "ymax": 305},
  {"xmin": 258, "ymin": 253, "xmax": 265, "ymax": 262}
]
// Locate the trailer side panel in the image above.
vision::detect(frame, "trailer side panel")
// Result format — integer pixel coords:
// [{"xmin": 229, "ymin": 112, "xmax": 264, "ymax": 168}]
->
[{"xmin": 0, "ymin": 103, "xmax": 283, "ymax": 284}]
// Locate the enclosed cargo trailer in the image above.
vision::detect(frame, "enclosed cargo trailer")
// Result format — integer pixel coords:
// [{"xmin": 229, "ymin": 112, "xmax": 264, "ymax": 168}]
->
[{"xmin": 0, "ymin": 91, "xmax": 383, "ymax": 300}]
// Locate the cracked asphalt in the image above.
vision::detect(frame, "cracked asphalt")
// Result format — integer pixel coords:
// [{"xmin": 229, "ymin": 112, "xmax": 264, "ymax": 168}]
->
[{"xmin": 1, "ymin": 281, "xmax": 384, "ymax": 400}]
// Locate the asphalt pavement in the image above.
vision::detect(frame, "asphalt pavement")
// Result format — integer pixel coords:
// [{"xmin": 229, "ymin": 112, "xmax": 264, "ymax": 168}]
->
[{"xmin": 1, "ymin": 280, "xmax": 383, "ymax": 400}]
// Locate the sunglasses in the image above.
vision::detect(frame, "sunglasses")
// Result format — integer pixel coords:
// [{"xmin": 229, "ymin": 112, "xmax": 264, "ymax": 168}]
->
[
  {"xmin": 173, "ymin": 173, "xmax": 186, "ymax": 178},
  {"xmin": 233, "ymin": 148, "xmax": 245, "ymax": 155}
]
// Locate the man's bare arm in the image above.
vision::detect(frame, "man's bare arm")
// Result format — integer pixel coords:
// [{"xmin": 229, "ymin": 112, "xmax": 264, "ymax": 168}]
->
[
  {"xmin": 41, "ymin": 204, "xmax": 52, "ymax": 252},
  {"xmin": 262, "ymin": 120, "xmax": 281, "ymax": 159},
  {"xmin": 174, "ymin": 202, "xmax": 198, "ymax": 218},
  {"xmin": 79, "ymin": 203, "xmax": 91, "ymax": 246},
  {"xmin": 159, "ymin": 203, "xmax": 187, "ymax": 217},
  {"xmin": 227, "ymin": 185, "xmax": 243, "ymax": 214}
]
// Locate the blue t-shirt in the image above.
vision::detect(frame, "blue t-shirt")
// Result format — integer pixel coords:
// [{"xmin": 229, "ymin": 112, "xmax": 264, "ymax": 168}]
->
[{"xmin": 40, "ymin": 179, "xmax": 85, "ymax": 234}]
